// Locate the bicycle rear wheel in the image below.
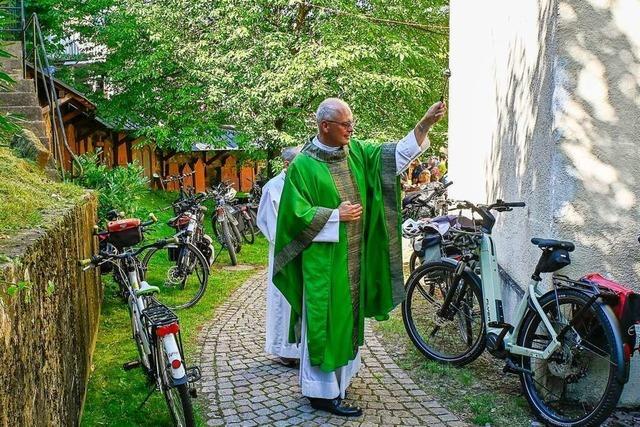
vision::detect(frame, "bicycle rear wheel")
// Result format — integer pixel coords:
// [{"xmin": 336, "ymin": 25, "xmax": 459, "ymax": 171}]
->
[
  {"xmin": 517, "ymin": 288, "xmax": 624, "ymax": 427},
  {"xmin": 402, "ymin": 261, "xmax": 486, "ymax": 365},
  {"xmin": 141, "ymin": 242, "xmax": 209, "ymax": 309},
  {"xmin": 156, "ymin": 338, "xmax": 195, "ymax": 427}
]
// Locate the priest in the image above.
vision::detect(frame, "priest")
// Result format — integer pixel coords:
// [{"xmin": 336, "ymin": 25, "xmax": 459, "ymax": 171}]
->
[{"xmin": 273, "ymin": 98, "xmax": 446, "ymax": 416}]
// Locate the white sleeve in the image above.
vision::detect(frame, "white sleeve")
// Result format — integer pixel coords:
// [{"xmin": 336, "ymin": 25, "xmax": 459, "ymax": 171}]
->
[
  {"xmin": 395, "ymin": 130, "xmax": 430, "ymax": 175},
  {"xmin": 256, "ymin": 187, "xmax": 278, "ymax": 244},
  {"xmin": 312, "ymin": 209, "xmax": 340, "ymax": 242}
]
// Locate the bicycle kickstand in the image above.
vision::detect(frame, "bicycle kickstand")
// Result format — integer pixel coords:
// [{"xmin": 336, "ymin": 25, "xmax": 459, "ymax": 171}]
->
[{"xmin": 138, "ymin": 383, "xmax": 157, "ymax": 410}]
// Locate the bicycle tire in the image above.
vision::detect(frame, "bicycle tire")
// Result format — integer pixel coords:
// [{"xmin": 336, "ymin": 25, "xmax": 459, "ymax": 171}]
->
[
  {"xmin": 402, "ymin": 260, "xmax": 486, "ymax": 365},
  {"xmin": 517, "ymin": 288, "xmax": 624, "ymax": 427},
  {"xmin": 240, "ymin": 214, "xmax": 255, "ymax": 244},
  {"xmin": 156, "ymin": 339, "xmax": 195, "ymax": 427},
  {"xmin": 222, "ymin": 219, "xmax": 238, "ymax": 266},
  {"xmin": 230, "ymin": 218, "xmax": 243, "ymax": 254},
  {"xmin": 409, "ymin": 251, "xmax": 421, "ymax": 272},
  {"xmin": 141, "ymin": 242, "xmax": 209, "ymax": 310}
]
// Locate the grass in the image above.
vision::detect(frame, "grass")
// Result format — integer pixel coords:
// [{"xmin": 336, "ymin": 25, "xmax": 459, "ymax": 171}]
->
[
  {"xmin": 81, "ymin": 190, "xmax": 268, "ymax": 426},
  {"xmin": 0, "ymin": 146, "xmax": 85, "ymax": 239},
  {"xmin": 374, "ymin": 309, "xmax": 532, "ymax": 427}
]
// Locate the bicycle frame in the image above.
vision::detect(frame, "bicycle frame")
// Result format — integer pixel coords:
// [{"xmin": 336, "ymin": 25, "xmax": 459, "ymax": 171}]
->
[{"xmin": 479, "ymin": 234, "xmax": 562, "ymax": 360}]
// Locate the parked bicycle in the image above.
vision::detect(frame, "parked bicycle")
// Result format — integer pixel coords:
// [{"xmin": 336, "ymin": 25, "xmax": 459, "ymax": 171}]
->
[
  {"xmin": 80, "ymin": 234, "xmax": 201, "ymax": 427},
  {"xmin": 210, "ymin": 182, "xmax": 243, "ymax": 266},
  {"xmin": 231, "ymin": 197, "xmax": 257, "ymax": 244},
  {"xmin": 402, "ymin": 199, "xmax": 626, "ymax": 427},
  {"xmin": 161, "ymin": 171, "xmax": 196, "ymax": 200},
  {"xmin": 142, "ymin": 192, "xmax": 214, "ymax": 310},
  {"xmin": 402, "ymin": 180, "xmax": 452, "ymax": 221}
]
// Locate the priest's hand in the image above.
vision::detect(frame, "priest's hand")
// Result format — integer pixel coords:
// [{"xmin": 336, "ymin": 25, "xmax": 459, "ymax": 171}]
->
[
  {"xmin": 414, "ymin": 101, "xmax": 447, "ymax": 147},
  {"xmin": 338, "ymin": 201, "xmax": 362, "ymax": 222}
]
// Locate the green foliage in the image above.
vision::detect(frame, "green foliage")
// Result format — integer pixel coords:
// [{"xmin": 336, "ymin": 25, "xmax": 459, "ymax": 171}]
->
[
  {"xmin": 74, "ymin": 152, "xmax": 149, "ymax": 220},
  {"xmin": 6, "ymin": 280, "xmax": 32, "ymax": 303},
  {"xmin": 35, "ymin": 0, "xmax": 449, "ymax": 162},
  {"xmin": 0, "ymin": 147, "xmax": 84, "ymax": 236}
]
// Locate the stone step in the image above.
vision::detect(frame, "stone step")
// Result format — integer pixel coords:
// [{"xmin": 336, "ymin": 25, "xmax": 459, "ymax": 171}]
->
[
  {"xmin": 3, "ymin": 42, "xmax": 22, "ymax": 58},
  {"xmin": 0, "ymin": 91, "xmax": 37, "ymax": 107},
  {"xmin": 15, "ymin": 120, "xmax": 47, "ymax": 138},
  {"xmin": 0, "ymin": 105, "xmax": 43, "ymax": 122},
  {"xmin": 0, "ymin": 58, "xmax": 22, "ymax": 72},
  {"xmin": 1, "ymin": 78, "xmax": 35, "ymax": 92}
]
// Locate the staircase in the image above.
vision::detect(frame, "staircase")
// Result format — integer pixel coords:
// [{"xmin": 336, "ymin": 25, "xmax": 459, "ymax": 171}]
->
[{"xmin": 0, "ymin": 41, "xmax": 51, "ymax": 150}]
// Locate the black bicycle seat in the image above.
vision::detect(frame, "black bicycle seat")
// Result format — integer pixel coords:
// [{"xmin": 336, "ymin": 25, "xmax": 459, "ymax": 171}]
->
[{"xmin": 531, "ymin": 238, "xmax": 575, "ymax": 252}]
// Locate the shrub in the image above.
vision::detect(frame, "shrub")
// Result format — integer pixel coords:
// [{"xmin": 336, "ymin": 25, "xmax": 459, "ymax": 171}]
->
[{"xmin": 74, "ymin": 152, "xmax": 149, "ymax": 221}]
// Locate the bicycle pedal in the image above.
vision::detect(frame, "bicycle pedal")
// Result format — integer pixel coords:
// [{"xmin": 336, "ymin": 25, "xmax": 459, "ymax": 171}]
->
[
  {"xmin": 186, "ymin": 365, "xmax": 202, "ymax": 382},
  {"xmin": 503, "ymin": 359, "xmax": 533, "ymax": 376},
  {"xmin": 189, "ymin": 387, "xmax": 198, "ymax": 398},
  {"xmin": 123, "ymin": 360, "xmax": 141, "ymax": 371}
]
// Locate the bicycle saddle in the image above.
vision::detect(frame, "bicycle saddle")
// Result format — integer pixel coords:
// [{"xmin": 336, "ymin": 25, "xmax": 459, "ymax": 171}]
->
[{"xmin": 531, "ymin": 238, "xmax": 575, "ymax": 252}]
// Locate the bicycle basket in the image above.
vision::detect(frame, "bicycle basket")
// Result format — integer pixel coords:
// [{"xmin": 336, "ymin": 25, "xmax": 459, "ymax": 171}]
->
[
  {"xmin": 107, "ymin": 218, "xmax": 143, "ymax": 249},
  {"xmin": 169, "ymin": 214, "xmax": 190, "ymax": 230}
]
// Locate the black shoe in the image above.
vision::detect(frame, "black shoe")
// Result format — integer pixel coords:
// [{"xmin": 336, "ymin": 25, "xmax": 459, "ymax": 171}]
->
[
  {"xmin": 277, "ymin": 357, "xmax": 299, "ymax": 367},
  {"xmin": 308, "ymin": 397, "xmax": 363, "ymax": 417}
]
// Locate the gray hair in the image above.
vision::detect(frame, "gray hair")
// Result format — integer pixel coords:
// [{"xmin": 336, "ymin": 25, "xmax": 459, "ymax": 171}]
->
[
  {"xmin": 281, "ymin": 146, "xmax": 301, "ymax": 162},
  {"xmin": 315, "ymin": 98, "xmax": 351, "ymax": 124}
]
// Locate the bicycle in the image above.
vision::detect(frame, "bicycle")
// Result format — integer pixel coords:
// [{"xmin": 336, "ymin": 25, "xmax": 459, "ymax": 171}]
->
[
  {"xmin": 142, "ymin": 201, "xmax": 212, "ymax": 310},
  {"xmin": 231, "ymin": 198, "xmax": 256, "ymax": 244},
  {"xmin": 402, "ymin": 199, "xmax": 626, "ymax": 427},
  {"xmin": 210, "ymin": 182, "xmax": 243, "ymax": 266},
  {"xmin": 79, "ymin": 236, "xmax": 201, "ymax": 427},
  {"xmin": 402, "ymin": 180, "xmax": 452, "ymax": 222}
]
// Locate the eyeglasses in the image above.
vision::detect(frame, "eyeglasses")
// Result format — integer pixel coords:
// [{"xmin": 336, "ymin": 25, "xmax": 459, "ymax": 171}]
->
[{"xmin": 325, "ymin": 119, "xmax": 356, "ymax": 130}]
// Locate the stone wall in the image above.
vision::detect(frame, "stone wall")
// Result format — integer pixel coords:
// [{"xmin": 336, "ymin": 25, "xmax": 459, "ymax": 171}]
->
[{"xmin": 0, "ymin": 193, "xmax": 101, "ymax": 426}]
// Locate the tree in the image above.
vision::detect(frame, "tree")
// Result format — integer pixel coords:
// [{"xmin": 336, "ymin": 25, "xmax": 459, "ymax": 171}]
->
[{"xmin": 36, "ymin": 0, "xmax": 449, "ymax": 172}]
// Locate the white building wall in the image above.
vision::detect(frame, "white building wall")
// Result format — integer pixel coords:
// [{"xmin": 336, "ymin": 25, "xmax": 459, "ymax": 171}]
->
[{"xmin": 450, "ymin": 0, "xmax": 640, "ymax": 405}]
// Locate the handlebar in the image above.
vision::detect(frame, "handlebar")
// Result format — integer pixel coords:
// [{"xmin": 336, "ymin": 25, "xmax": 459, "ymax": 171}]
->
[
  {"xmin": 79, "ymin": 236, "xmax": 180, "ymax": 270},
  {"xmin": 452, "ymin": 199, "xmax": 526, "ymax": 233},
  {"xmin": 161, "ymin": 171, "xmax": 195, "ymax": 184}
]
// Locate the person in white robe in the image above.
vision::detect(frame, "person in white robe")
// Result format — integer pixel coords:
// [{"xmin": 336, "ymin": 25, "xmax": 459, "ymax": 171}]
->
[{"xmin": 257, "ymin": 147, "xmax": 303, "ymax": 364}]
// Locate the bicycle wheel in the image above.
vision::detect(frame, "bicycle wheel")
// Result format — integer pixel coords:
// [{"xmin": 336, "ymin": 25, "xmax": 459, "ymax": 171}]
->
[
  {"xmin": 402, "ymin": 261, "xmax": 486, "ymax": 365},
  {"xmin": 156, "ymin": 338, "xmax": 195, "ymax": 427},
  {"xmin": 409, "ymin": 251, "xmax": 422, "ymax": 272},
  {"xmin": 230, "ymin": 218, "xmax": 243, "ymax": 254},
  {"xmin": 240, "ymin": 213, "xmax": 255, "ymax": 244},
  {"xmin": 221, "ymin": 219, "xmax": 238, "ymax": 266},
  {"xmin": 141, "ymin": 242, "xmax": 209, "ymax": 309},
  {"xmin": 517, "ymin": 288, "xmax": 624, "ymax": 427}
]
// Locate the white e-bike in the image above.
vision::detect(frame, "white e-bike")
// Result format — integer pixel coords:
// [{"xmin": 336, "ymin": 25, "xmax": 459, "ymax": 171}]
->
[{"xmin": 402, "ymin": 200, "xmax": 625, "ymax": 427}]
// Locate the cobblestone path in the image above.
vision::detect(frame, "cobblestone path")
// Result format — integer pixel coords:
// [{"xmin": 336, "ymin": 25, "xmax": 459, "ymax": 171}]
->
[{"xmin": 198, "ymin": 270, "xmax": 467, "ymax": 426}]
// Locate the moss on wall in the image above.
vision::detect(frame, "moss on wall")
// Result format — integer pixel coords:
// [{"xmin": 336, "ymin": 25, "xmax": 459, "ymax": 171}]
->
[{"xmin": 0, "ymin": 193, "xmax": 101, "ymax": 426}]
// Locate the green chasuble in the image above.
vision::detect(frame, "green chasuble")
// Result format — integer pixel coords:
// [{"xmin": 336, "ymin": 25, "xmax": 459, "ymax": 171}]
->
[{"xmin": 272, "ymin": 138, "xmax": 405, "ymax": 373}]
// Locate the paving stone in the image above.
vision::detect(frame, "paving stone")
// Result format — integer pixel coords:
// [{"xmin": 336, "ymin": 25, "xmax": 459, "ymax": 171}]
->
[{"xmin": 197, "ymin": 270, "xmax": 468, "ymax": 427}]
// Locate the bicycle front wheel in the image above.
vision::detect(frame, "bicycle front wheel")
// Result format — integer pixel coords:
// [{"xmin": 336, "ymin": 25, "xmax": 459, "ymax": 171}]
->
[
  {"xmin": 517, "ymin": 288, "xmax": 624, "ymax": 427},
  {"xmin": 402, "ymin": 261, "xmax": 486, "ymax": 365},
  {"xmin": 240, "ymin": 214, "xmax": 255, "ymax": 244},
  {"xmin": 141, "ymin": 242, "xmax": 209, "ymax": 310}
]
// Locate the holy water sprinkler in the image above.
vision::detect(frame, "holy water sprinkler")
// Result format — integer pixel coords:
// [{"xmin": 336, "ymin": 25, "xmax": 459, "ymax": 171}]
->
[{"xmin": 439, "ymin": 68, "xmax": 451, "ymax": 103}]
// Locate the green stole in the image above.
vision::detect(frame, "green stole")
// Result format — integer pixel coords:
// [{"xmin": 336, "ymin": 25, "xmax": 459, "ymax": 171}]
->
[{"xmin": 273, "ymin": 137, "xmax": 404, "ymax": 372}]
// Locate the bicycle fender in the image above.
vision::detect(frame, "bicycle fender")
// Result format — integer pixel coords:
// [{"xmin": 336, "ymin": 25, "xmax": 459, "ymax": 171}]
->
[{"xmin": 600, "ymin": 303, "xmax": 629, "ymax": 384}]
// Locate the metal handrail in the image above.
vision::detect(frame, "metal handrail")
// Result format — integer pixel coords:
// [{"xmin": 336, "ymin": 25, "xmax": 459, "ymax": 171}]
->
[{"xmin": 21, "ymin": 12, "xmax": 82, "ymax": 178}]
